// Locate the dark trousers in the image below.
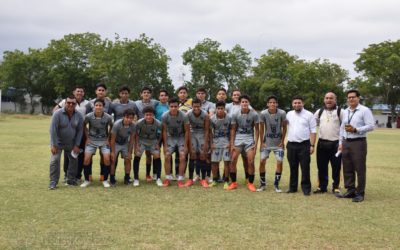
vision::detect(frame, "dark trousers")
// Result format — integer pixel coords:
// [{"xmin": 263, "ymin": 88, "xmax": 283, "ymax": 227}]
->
[
  {"xmin": 316, "ymin": 139, "xmax": 341, "ymax": 191},
  {"xmin": 342, "ymin": 139, "xmax": 367, "ymax": 196},
  {"xmin": 63, "ymin": 135, "xmax": 85, "ymax": 179},
  {"xmin": 287, "ymin": 141, "xmax": 311, "ymax": 194}
]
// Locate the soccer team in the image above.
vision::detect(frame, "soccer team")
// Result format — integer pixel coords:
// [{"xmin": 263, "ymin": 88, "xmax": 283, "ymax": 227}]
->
[{"xmin": 48, "ymin": 84, "xmax": 374, "ymax": 201}]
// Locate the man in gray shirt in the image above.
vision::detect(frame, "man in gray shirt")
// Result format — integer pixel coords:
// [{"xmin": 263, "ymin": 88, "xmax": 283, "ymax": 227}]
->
[
  {"xmin": 258, "ymin": 95, "xmax": 287, "ymax": 193},
  {"xmin": 48, "ymin": 95, "xmax": 84, "ymax": 190},
  {"xmin": 110, "ymin": 85, "xmax": 139, "ymax": 122}
]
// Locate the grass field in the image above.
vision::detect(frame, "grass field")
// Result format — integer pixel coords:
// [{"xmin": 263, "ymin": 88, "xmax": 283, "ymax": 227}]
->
[{"xmin": 0, "ymin": 114, "xmax": 399, "ymax": 249}]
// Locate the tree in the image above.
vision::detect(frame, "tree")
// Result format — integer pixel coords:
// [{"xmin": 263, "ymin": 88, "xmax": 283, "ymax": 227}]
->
[
  {"xmin": 91, "ymin": 34, "xmax": 174, "ymax": 100},
  {"xmin": 240, "ymin": 49, "xmax": 347, "ymax": 110},
  {"xmin": 182, "ymin": 38, "xmax": 251, "ymax": 101},
  {"xmin": 354, "ymin": 40, "xmax": 400, "ymax": 122}
]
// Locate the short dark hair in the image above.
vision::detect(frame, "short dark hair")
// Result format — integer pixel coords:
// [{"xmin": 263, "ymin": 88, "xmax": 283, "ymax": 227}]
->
[
  {"xmin": 177, "ymin": 86, "xmax": 188, "ymax": 93},
  {"xmin": 119, "ymin": 85, "xmax": 131, "ymax": 93},
  {"xmin": 168, "ymin": 97, "xmax": 179, "ymax": 105},
  {"xmin": 267, "ymin": 95, "xmax": 278, "ymax": 103},
  {"xmin": 73, "ymin": 86, "xmax": 85, "ymax": 91},
  {"xmin": 141, "ymin": 86, "xmax": 152, "ymax": 93},
  {"xmin": 217, "ymin": 88, "xmax": 227, "ymax": 94},
  {"xmin": 67, "ymin": 94, "xmax": 76, "ymax": 100},
  {"xmin": 143, "ymin": 106, "xmax": 155, "ymax": 115},
  {"xmin": 196, "ymin": 87, "xmax": 207, "ymax": 94},
  {"xmin": 231, "ymin": 89, "xmax": 241, "ymax": 96},
  {"xmin": 216, "ymin": 101, "xmax": 226, "ymax": 108},
  {"xmin": 292, "ymin": 95, "xmax": 303, "ymax": 101},
  {"xmin": 94, "ymin": 99, "xmax": 105, "ymax": 106},
  {"xmin": 123, "ymin": 108, "xmax": 136, "ymax": 117},
  {"xmin": 192, "ymin": 98, "xmax": 201, "ymax": 105},
  {"xmin": 346, "ymin": 89, "xmax": 360, "ymax": 97},
  {"xmin": 239, "ymin": 94, "xmax": 250, "ymax": 102},
  {"xmin": 159, "ymin": 89, "xmax": 169, "ymax": 96},
  {"xmin": 95, "ymin": 83, "xmax": 107, "ymax": 90}
]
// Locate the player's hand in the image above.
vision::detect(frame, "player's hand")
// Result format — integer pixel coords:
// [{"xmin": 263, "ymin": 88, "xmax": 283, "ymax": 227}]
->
[
  {"xmin": 278, "ymin": 142, "xmax": 285, "ymax": 150},
  {"xmin": 126, "ymin": 154, "xmax": 132, "ymax": 161},
  {"xmin": 338, "ymin": 144, "xmax": 343, "ymax": 152},
  {"xmin": 85, "ymin": 139, "xmax": 91, "ymax": 145},
  {"xmin": 72, "ymin": 146, "xmax": 80, "ymax": 154},
  {"xmin": 310, "ymin": 146, "xmax": 314, "ymax": 155},
  {"xmin": 51, "ymin": 145, "xmax": 58, "ymax": 155}
]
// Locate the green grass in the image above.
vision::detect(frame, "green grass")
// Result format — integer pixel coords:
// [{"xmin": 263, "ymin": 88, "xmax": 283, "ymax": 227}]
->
[{"xmin": 0, "ymin": 114, "xmax": 399, "ymax": 249}]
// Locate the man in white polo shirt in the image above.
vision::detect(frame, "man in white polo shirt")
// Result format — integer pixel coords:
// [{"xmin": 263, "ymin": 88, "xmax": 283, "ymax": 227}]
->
[{"xmin": 286, "ymin": 96, "xmax": 317, "ymax": 196}]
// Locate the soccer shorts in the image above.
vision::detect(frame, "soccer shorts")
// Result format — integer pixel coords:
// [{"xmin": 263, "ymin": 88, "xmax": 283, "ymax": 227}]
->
[
  {"xmin": 260, "ymin": 147, "xmax": 284, "ymax": 162},
  {"xmin": 166, "ymin": 136, "xmax": 186, "ymax": 155},
  {"xmin": 234, "ymin": 136, "xmax": 255, "ymax": 153},
  {"xmin": 211, "ymin": 147, "xmax": 231, "ymax": 162},
  {"xmin": 135, "ymin": 140, "xmax": 159, "ymax": 156},
  {"xmin": 85, "ymin": 142, "xmax": 110, "ymax": 154},
  {"xmin": 114, "ymin": 143, "xmax": 129, "ymax": 158},
  {"xmin": 190, "ymin": 133, "xmax": 205, "ymax": 154}
]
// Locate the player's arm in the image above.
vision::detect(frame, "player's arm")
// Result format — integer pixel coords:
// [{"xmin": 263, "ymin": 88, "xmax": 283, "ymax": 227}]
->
[
  {"xmin": 230, "ymin": 124, "xmax": 237, "ymax": 153},
  {"xmin": 203, "ymin": 115, "xmax": 210, "ymax": 153},
  {"xmin": 110, "ymin": 133, "xmax": 117, "ymax": 162},
  {"xmin": 106, "ymin": 120, "xmax": 113, "ymax": 146},
  {"xmin": 162, "ymin": 123, "xmax": 168, "ymax": 153},
  {"xmin": 280, "ymin": 120, "xmax": 288, "ymax": 149},
  {"xmin": 127, "ymin": 132, "xmax": 134, "ymax": 160},
  {"xmin": 50, "ymin": 113, "xmax": 60, "ymax": 155},
  {"xmin": 83, "ymin": 118, "xmax": 90, "ymax": 145},
  {"xmin": 254, "ymin": 122, "xmax": 260, "ymax": 154},
  {"xmin": 184, "ymin": 123, "xmax": 190, "ymax": 152},
  {"xmin": 259, "ymin": 121, "xmax": 266, "ymax": 149},
  {"xmin": 309, "ymin": 113, "xmax": 317, "ymax": 154}
]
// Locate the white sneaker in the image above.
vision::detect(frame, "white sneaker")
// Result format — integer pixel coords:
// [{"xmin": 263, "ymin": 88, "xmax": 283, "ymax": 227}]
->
[
  {"xmin": 208, "ymin": 178, "xmax": 213, "ymax": 184},
  {"xmin": 103, "ymin": 180, "xmax": 111, "ymax": 188},
  {"xmin": 80, "ymin": 180, "xmax": 91, "ymax": 188},
  {"xmin": 156, "ymin": 178, "xmax": 163, "ymax": 187},
  {"xmin": 133, "ymin": 179, "xmax": 140, "ymax": 187},
  {"xmin": 274, "ymin": 185, "xmax": 282, "ymax": 193},
  {"xmin": 193, "ymin": 176, "xmax": 200, "ymax": 182}
]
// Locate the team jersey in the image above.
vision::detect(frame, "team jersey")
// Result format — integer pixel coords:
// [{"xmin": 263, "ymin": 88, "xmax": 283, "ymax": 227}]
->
[
  {"xmin": 201, "ymin": 100, "xmax": 215, "ymax": 114},
  {"xmin": 85, "ymin": 98, "xmax": 112, "ymax": 115},
  {"xmin": 111, "ymin": 119, "xmax": 136, "ymax": 145},
  {"xmin": 210, "ymin": 114, "xmax": 231, "ymax": 148},
  {"xmin": 135, "ymin": 99, "xmax": 160, "ymax": 119},
  {"xmin": 231, "ymin": 109, "xmax": 259, "ymax": 139},
  {"xmin": 135, "ymin": 118, "xmax": 162, "ymax": 142},
  {"xmin": 110, "ymin": 100, "xmax": 138, "ymax": 121},
  {"xmin": 187, "ymin": 109, "xmax": 207, "ymax": 134},
  {"xmin": 179, "ymin": 98, "xmax": 192, "ymax": 113},
  {"xmin": 162, "ymin": 110, "xmax": 189, "ymax": 137},
  {"xmin": 85, "ymin": 112, "xmax": 113, "ymax": 143},
  {"xmin": 260, "ymin": 108, "xmax": 287, "ymax": 148}
]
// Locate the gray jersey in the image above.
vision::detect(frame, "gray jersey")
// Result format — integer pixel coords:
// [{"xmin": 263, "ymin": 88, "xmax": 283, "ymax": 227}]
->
[
  {"xmin": 201, "ymin": 101, "xmax": 215, "ymax": 114},
  {"xmin": 162, "ymin": 110, "xmax": 189, "ymax": 137},
  {"xmin": 111, "ymin": 100, "xmax": 138, "ymax": 121},
  {"xmin": 226, "ymin": 102, "xmax": 253, "ymax": 116},
  {"xmin": 231, "ymin": 109, "xmax": 259, "ymax": 140},
  {"xmin": 210, "ymin": 115, "xmax": 231, "ymax": 147},
  {"xmin": 260, "ymin": 109, "xmax": 287, "ymax": 148},
  {"xmin": 111, "ymin": 119, "xmax": 136, "ymax": 145},
  {"xmin": 136, "ymin": 118, "xmax": 162, "ymax": 142},
  {"xmin": 135, "ymin": 99, "xmax": 160, "ymax": 119},
  {"xmin": 85, "ymin": 98, "xmax": 112, "ymax": 115},
  {"xmin": 85, "ymin": 112, "xmax": 113, "ymax": 143},
  {"xmin": 187, "ymin": 109, "xmax": 207, "ymax": 134}
]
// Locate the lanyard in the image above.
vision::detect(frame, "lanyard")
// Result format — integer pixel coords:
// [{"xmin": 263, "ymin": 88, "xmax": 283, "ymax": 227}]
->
[{"xmin": 347, "ymin": 109, "xmax": 357, "ymax": 124}]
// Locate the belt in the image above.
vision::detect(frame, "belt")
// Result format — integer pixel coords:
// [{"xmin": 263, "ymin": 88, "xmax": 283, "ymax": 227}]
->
[
  {"xmin": 288, "ymin": 140, "xmax": 309, "ymax": 145},
  {"xmin": 345, "ymin": 137, "xmax": 366, "ymax": 142},
  {"xmin": 319, "ymin": 139, "xmax": 339, "ymax": 143}
]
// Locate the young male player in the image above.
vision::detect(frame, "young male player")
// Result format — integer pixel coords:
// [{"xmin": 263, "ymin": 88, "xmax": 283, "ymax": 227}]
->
[
  {"xmin": 133, "ymin": 106, "xmax": 163, "ymax": 187},
  {"xmin": 109, "ymin": 109, "xmax": 136, "ymax": 186},
  {"xmin": 209, "ymin": 101, "xmax": 232, "ymax": 189},
  {"xmin": 257, "ymin": 95, "xmax": 287, "ymax": 192},
  {"xmin": 185, "ymin": 99, "xmax": 210, "ymax": 188},
  {"xmin": 228, "ymin": 94, "xmax": 259, "ymax": 192},
  {"xmin": 81, "ymin": 99, "xmax": 113, "ymax": 188},
  {"xmin": 110, "ymin": 85, "xmax": 138, "ymax": 122},
  {"xmin": 162, "ymin": 98, "xmax": 190, "ymax": 187}
]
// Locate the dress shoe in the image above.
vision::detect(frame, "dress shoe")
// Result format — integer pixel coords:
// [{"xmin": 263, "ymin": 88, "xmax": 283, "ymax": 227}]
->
[
  {"xmin": 303, "ymin": 192, "xmax": 311, "ymax": 196},
  {"xmin": 336, "ymin": 190, "xmax": 356, "ymax": 198},
  {"xmin": 352, "ymin": 194, "xmax": 364, "ymax": 202},
  {"xmin": 286, "ymin": 189, "xmax": 297, "ymax": 193},
  {"xmin": 313, "ymin": 188, "xmax": 327, "ymax": 194}
]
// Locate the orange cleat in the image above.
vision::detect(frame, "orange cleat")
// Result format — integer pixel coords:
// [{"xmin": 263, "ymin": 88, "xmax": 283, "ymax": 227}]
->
[
  {"xmin": 185, "ymin": 179, "xmax": 194, "ymax": 187},
  {"xmin": 227, "ymin": 182, "xmax": 238, "ymax": 190},
  {"xmin": 177, "ymin": 180, "xmax": 185, "ymax": 188},
  {"xmin": 163, "ymin": 179, "xmax": 171, "ymax": 187},
  {"xmin": 200, "ymin": 179, "xmax": 209, "ymax": 188},
  {"xmin": 247, "ymin": 183, "xmax": 257, "ymax": 192},
  {"xmin": 146, "ymin": 175, "xmax": 153, "ymax": 182}
]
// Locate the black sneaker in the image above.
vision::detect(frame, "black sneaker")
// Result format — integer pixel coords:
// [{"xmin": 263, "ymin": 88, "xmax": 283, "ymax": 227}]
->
[
  {"xmin": 48, "ymin": 181, "xmax": 57, "ymax": 190},
  {"xmin": 124, "ymin": 177, "xmax": 132, "ymax": 185},
  {"xmin": 66, "ymin": 180, "xmax": 78, "ymax": 186},
  {"xmin": 313, "ymin": 188, "xmax": 327, "ymax": 194},
  {"xmin": 256, "ymin": 185, "xmax": 266, "ymax": 192}
]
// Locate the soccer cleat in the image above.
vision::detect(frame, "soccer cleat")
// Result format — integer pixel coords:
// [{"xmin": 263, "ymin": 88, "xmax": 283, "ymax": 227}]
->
[
  {"xmin": 156, "ymin": 178, "xmax": 163, "ymax": 187},
  {"xmin": 80, "ymin": 180, "xmax": 91, "ymax": 188},
  {"xmin": 227, "ymin": 182, "xmax": 238, "ymax": 190},
  {"xmin": 103, "ymin": 180, "xmax": 111, "ymax": 188},
  {"xmin": 208, "ymin": 178, "xmax": 213, "ymax": 184},
  {"xmin": 274, "ymin": 185, "xmax": 282, "ymax": 193},
  {"xmin": 48, "ymin": 181, "xmax": 57, "ymax": 190},
  {"xmin": 223, "ymin": 182, "xmax": 229, "ymax": 190},
  {"xmin": 146, "ymin": 175, "xmax": 153, "ymax": 182},
  {"xmin": 133, "ymin": 179, "xmax": 140, "ymax": 187},
  {"xmin": 208, "ymin": 181, "xmax": 217, "ymax": 187},
  {"xmin": 184, "ymin": 179, "xmax": 194, "ymax": 187},
  {"xmin": 247, "ymin": 183, "xmax": 257, "ymax": 192},
  {"xmin": 124, "ymin": 177, "xmax": 131, "ymax": 185},
  {"xmin": 256, "ymin": 185, "xmax": 266, "ymax": 192},
  {"xmin": 200, "ymin": 179, "xmax": 209, "ymax": 188},
  {"xmin": 163, "ymin": 179, "xmax": 171, "ymax": 187},
  {"xmin": 177, "ymin": 180, "xmax": 185, "ymax": 188}
]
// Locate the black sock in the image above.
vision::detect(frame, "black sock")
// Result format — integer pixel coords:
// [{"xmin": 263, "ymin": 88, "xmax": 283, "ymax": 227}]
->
[
  {"xmin": 133, "ymin": 156, "xmax": 140, "ymax": 180},
  {"xmin": 260, "ymin": 172, "xmax": 266, "ymax": 186},
  {"xmin": 245, "ymin": 171, "xmax": 249, "ymax": 180},
  {"xmin": 100, "ymin": 163, "xmax": 105, "ymax": 176},
  {"xmin": 83, "ymin": 164, "xmax": 90, "ymax": 181},
  {"xmin": 230, "ymin": 172, "xmax": 237, "ymax": 182},
  {"xmin": 146, "ymin": 163, "xmax": 151, "ymax": 176},
  {"xmin": 217, "ymin": 169, "xmax": 221, "ymax": 179},
  {"xmin": 153, "ymin": 158, "xmax": 162, "ymax": 179},
  {"xmin": 274, "ymin": 172, "xmax": 282, "ymax": 186},
  {"xmin": 188, "ymin": 160, "xmax": 195, "ymax": 179},
  {"xmin": 213, "ymin": 177, "xmax": 218, "ymax": 182},
  {"xmin": 206, "ymin": 163, "xmax": 211, "ymax": 178},
  {"xmin": 124, "ymin": 174, "xmax": 130, "ymax": 181},
  {"xmin": 224, "ymin": 175, "xmax": 229, "ymax": 182},
  {"xmin": 195, "ymin": 159, "xmax": 200, "ymax": 176},
  {"xmin": 248, "ymin": 174, "xmax": 255, "ymax": 184},
  {"xmin": 110, "ymin": 175, "xmax": 116, "ymax": 183},
  {"xmin": 103, "ymin": 165, "xmax": 110, "ymax": 180},
  {"xmin": 199, "ymin": 160, "xmax": 207, "ymax": 179}
]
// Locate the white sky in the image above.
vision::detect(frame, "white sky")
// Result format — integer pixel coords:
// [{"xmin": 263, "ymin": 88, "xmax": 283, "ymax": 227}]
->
[{"xmin": 1, "ymin": 0, "xmax": 399, "ymax": 86}]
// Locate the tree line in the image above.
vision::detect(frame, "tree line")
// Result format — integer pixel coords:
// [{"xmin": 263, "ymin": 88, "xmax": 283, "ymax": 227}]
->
[{"xmin": 0, "ymin": 33, "xmax": 399, "ymax": 119}]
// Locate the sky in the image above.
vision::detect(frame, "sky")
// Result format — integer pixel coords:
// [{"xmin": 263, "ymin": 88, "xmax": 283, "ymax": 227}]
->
[{"xmin": 1, "ymin": 0, "xmax": 399, "ymax": 86}]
